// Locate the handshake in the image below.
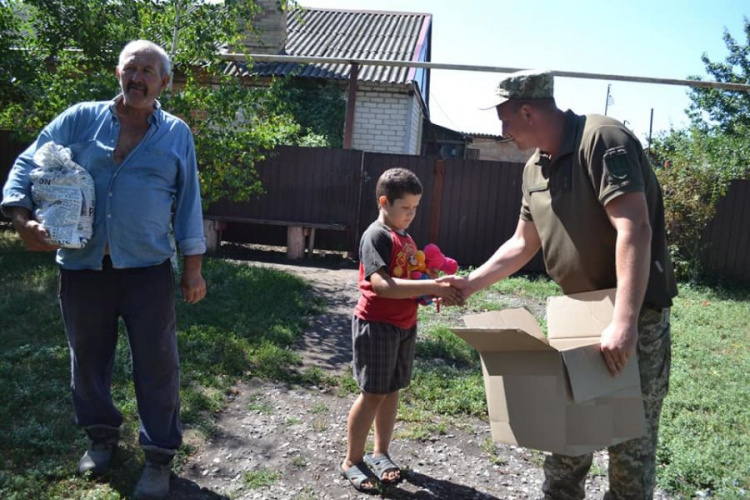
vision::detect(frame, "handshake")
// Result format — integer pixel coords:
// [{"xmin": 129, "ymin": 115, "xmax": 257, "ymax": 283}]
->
[
  {"xmin": 410, "ymin": 244, "xmax": 469, "ymax": 309},
  {"xmin": 433, "ymin": 274, "xmax": 471, "ymax": 308}
]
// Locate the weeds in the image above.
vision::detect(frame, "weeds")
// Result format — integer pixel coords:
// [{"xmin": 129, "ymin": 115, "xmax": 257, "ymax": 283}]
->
[
  {"xmin": 242, "ymin": 468, "xmax": 280, "ymax": 489},
  {"xmin": 309, "ymin": 402, "xmax": 329, "ymax": 415},
  {"xmin": 480, "ymin": 438, "xmax": 506, "ymax": 466}
]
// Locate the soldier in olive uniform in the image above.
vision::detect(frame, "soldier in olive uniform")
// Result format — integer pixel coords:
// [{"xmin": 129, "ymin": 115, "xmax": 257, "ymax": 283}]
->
[{"xmin": 444, "ymin": 70, "xmax": 677, "ymax": 499}]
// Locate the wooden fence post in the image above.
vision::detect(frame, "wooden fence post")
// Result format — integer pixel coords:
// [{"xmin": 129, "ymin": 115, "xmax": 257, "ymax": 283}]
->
[{"xmin": 429, "ymin": 159, "xmax": 446, "ymax": 243}]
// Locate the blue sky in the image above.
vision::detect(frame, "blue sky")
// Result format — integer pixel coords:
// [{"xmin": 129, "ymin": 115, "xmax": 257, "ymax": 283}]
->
[{"xmin": 299, "ymin": 0, "xmax": 748, "ymax": 145}]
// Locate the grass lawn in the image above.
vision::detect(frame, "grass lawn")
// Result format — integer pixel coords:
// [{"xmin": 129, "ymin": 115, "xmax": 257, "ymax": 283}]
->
[
  {"xmin": 411, "ymin": 277, "xmax": 750, "ymax": 499},
  {"xmin": 0, "ymin": 228, "xmax": 324, "ymax": 498},
  {"xmin": 1, "ymin": 227, "xmax": 748, "ymax": 499}
]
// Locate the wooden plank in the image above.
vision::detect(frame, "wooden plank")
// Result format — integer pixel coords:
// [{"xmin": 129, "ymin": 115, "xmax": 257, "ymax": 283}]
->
[
  {"xmin": 429, "ymin": 159, "xmax": 445, "ymax": 243},
  {"xmin": 343, "ymin": 63, "xmax": 358, "ymax": 149}
]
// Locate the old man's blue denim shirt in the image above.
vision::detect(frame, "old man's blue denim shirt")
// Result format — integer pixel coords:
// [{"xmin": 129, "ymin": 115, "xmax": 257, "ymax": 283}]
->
[{"xmin": 1, "ymin": 97, "xmax": 206, "ymax": 270}]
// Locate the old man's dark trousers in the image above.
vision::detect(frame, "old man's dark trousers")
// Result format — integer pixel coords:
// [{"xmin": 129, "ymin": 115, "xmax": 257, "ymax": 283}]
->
[{"xmin": 59, "ymin": 257, "xmax": 182, "ymax": 452}]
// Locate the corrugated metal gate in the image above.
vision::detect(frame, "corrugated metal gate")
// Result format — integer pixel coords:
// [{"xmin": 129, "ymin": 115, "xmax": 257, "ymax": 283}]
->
[
  {"xmin": 211, "ymin": 147, "xmax": 542, "ymax": 270},
  {"xmin": 355, "ymin": 153, "xmax": 544, "ymax": 271},
  {"xmin": 702, "ymin": 179, "xmax": 750, "ymax": 282},
  {"xmin": 207, "ymin": 146, "xmax": 363, "ymax": 256}
]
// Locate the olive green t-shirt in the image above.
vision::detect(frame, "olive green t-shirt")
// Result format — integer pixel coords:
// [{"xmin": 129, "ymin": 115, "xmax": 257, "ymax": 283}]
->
[{"xmin": 520, "ymin": 111, "xmax": 677, "ymax": 308}]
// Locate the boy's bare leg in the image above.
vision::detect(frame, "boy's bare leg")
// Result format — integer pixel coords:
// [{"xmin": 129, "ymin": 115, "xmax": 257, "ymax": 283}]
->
[
  {"xmin": 342, "ymin": 392, "xmax": 386, "ymax": 488},
  {"xmin": 373, "ymin": 390, "xmax": 400, "ymax": 482}
]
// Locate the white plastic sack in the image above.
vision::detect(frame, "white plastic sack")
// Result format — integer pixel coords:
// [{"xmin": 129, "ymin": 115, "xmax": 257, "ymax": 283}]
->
[{"xmin": 30, "ymin": 142, "xmax": 95, "ymax": 249}]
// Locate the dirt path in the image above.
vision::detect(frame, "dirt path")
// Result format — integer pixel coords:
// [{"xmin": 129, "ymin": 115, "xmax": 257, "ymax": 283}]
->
[{"xmin": 170, "ymin": 256, "xmax": 670, "ymax": 500}]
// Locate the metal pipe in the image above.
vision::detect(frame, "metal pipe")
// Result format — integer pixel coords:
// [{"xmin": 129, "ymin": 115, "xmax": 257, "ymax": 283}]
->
[{"xmin": 222, "ymin": 53, "xmax": 750, "ymax": 93}]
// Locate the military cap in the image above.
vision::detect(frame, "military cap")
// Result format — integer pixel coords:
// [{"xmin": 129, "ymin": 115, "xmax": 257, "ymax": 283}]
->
[{"xmin": 483, "ymin": 69, "xmax": 554, "ymax": 108}]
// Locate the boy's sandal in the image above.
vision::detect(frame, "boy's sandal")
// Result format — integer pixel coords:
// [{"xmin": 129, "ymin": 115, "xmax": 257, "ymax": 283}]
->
[
  {"xmin": 340, "ymin": 462, "xmax": 380, "ymax": 493},
  {"xmin": 364, "ymin": 453, "xmax": 402, "ymax": 484}
]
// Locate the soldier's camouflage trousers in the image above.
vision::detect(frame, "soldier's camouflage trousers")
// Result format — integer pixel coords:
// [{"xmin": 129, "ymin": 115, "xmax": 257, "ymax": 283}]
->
[{"xmin": 542, "ymin": 306, "xmax": 672, "ymax": 500}]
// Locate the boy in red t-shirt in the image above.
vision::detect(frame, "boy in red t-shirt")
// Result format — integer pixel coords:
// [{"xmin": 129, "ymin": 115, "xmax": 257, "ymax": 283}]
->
[{"xmin": 340, "ymin": 168, "xmax": 461, "ymax": 492}]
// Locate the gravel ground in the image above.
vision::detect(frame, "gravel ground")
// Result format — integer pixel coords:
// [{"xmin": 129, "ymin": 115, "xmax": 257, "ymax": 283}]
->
[{"xmin": 169, "ymin": 253, "xmax": 673, "ymax": 499}]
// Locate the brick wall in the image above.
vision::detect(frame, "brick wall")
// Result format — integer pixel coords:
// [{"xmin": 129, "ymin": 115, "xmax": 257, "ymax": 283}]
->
[
  {"xmin": 349, "ymin": 84, "xmax": 424, "ymax": 155},
  {"xmin": 405, "ymin": 92, "xmax": 424, "ymax": 155}
]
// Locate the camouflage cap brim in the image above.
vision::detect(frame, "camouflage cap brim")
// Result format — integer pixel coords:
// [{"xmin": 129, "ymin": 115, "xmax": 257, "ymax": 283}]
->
[{"xmin": 478, "ymin": 95, "xmax": 509, "ymax": 110}]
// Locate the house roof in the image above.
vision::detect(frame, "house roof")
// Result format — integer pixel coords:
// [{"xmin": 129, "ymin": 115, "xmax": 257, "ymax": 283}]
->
[
  {"xmin": 225, "ymin": 7, "xmax": 432, "ymax": 85},
  {"xmin": 470, "ymin": 132, "xmax": 505, "ymax": 140}
]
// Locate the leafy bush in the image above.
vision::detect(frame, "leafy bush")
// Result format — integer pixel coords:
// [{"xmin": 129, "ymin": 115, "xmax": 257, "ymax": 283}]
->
[
  {"xmin": 649, "ymin": 18, "xmax": 750, "ymax": 281},
  {"xmin": 651, "ymin": 128, "xmax": 750, "ymax": 281}
]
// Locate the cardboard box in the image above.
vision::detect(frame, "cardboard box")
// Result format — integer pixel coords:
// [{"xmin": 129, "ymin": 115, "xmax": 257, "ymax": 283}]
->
[{"xmin": 451, "ymin": 288, "xmax": 645, "ymax": 456}]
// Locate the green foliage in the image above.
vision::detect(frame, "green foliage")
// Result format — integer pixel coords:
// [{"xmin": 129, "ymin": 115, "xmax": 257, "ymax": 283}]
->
[
  {"xmin": 416, "ymin": 325, "xmax": 478, "ymax": 367},
  {"xmin": 265, "ymin": 77, "xmax": 346, "ymax": 148},
  {"xmin": 166, "ymin": 77, "xmax": 302, "ymax": 207},
  {"xmin": 650, "ymin": 18, "xmax": 750, "ymax": 281},
  {"xmin": 0, "ymin": 1, "xmax": 121, "ymax": 139},
  {"xmin": 651, "ymin": 129, "xmax": 750, "ymax": 280},
  {"xmin": 0, "ymin": 1, "xmax": 37, "ymax": 110},
  {"xmin": 488, "ymin": 273, "xmax": 561, "ymax": 299},
  {"xmin": 0, "ymin": 0, "xmax": 345, "ymax": 209},
  {"xmin": 242, "ymin": 468, "xmax": 280, "ymax": 490},
  {"xmin": 405, "ymin": 360, "xmax": 486, "ymax": 416},
  {"xmin": 687, "ymin": 17, "xmax": 750, "ymax": 136}
]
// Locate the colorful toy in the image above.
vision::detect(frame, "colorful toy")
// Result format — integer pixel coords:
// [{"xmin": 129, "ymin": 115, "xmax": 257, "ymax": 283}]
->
[
  {"xmin": 423, "ymin": 243, "xmax": 458, "ymax": 275},
  {"xmin": 411, "ymin": 244, "xmax": 458, "ymax": 310},
  {"xmin": 409, "ymin": 244, "xmax": 458, "ymax": 279}
]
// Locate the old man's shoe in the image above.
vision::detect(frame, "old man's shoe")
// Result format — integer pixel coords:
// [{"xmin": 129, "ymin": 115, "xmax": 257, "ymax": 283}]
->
[
  {"xmin": 78, "ymin": 425, "xmax": 119, "ymax": 476},
  {"xmin": 134, "ymin": 450, "xmax": 174, "ymax": 500}
]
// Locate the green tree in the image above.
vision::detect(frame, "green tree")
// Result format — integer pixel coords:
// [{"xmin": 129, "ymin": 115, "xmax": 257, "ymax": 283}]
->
[
  {"xmin": 651, "ymin": 130, "xmax": 748, "ymax": 280},
  {"xmin": 687, "ymin": 17, "xmax": 750, "ymax": 136},
  {"xmin": 0, "ymin": 0, "xmax": 140, "ymax": 137},
  {"xmin": 0, "ymin": 0, "xmax": 343, "ymax": 207},
  {"xmin": 651, "ymin": 17, "xmax": 750, "ymax": 280}
]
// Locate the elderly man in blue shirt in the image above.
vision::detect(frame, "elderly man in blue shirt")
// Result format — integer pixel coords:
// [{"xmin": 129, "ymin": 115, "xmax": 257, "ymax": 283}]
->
[{"xmin": 2, "ymin": 39, "xmax": 206, "ymax": 500}]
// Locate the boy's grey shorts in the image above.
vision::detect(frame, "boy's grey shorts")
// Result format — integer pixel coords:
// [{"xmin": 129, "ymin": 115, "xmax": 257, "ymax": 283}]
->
[{"xmin": 351, "ymin": 315, "xmax": 417, "ymax": 394}]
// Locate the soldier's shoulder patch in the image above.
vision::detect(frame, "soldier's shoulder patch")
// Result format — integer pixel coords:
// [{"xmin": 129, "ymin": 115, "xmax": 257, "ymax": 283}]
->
[{"xmin": 603, "ymin": 147, "xmax": 631, "ymax": 181}]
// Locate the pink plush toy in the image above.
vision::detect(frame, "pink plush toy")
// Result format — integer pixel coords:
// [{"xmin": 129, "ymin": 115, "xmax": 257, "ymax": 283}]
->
[
  {"xmin": 413, "ymin": 244, "xmax": 458, "ymax": 310},
  {"xmin": 422, "ymin": 244, "xmax": 458, "ymax": 275}
]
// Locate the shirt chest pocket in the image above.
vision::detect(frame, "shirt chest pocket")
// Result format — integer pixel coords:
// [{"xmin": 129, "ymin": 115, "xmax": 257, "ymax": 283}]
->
[
  {"xmin": 68, "ymin": 140, "xmax": 110, "ymax": 176},
  {"xmin": 132, "ymin": 147, "xmax": 180, "ymax": 185}
]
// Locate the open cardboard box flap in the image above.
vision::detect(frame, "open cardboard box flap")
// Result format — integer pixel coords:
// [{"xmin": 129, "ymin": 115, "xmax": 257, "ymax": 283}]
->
[
  {"xmin": 450, "ymin": 288, "xmax": 645, "ymax": 455},
  {"xmin": 547, "ymin": 289, "xmax": 640, "ymax": 403},
  {"xmin": 558, "ymin": 342, "xmax": 640, "ymax": 403},
  {"xmin": 546, "ymin": 289, "xmax": 617, "ymax": 340},
  {"xmin": 457, "ymin": 309, "xmax": 553, "ymax": 352}
]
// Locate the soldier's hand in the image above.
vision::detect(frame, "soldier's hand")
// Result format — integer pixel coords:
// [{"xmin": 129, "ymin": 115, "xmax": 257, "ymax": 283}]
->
[{"xmin": 600, "ymin": 321, "xmax": 638, "ymax": 377}]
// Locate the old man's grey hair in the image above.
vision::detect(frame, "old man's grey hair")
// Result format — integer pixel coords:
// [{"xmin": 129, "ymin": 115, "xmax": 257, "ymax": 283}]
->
[{"xmin": 118, "ymin": 40, "xmax": 171, "ymax": 77}]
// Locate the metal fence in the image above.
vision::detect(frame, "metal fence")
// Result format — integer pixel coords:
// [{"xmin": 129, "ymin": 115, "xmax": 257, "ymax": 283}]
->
[
  {"xmin": 1, "ymin": 136, "xmax": 748, "ymax": 282},
  {"xmin": 702, "ymin": 179, "xmax": 750, "ymax": 282},
  {"xmin": 209, "ymin": 147, "xmax": 544, "ymax": 271}
]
